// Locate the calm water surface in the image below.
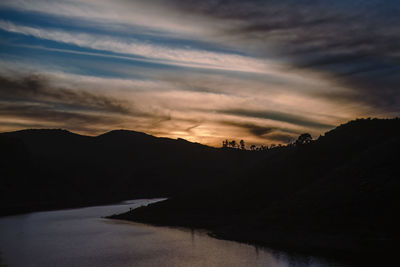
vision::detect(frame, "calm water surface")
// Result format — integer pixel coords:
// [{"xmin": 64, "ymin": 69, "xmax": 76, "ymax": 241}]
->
[{"xmin": 0, "ymin": 199, "xmax": 347, "ymax": 267}]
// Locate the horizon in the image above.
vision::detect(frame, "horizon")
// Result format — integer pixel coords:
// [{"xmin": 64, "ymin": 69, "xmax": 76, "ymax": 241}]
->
[
  {"xmin": 2, "ymin": 116, "xmax": 397, "ymax": 148},
  {"xmin": 0, "ymin": 125, "xmax": 287, "ymax": 147},
  {"xmin": 1, "ymin": 1, "xmax": 399, "ymax": 147}
]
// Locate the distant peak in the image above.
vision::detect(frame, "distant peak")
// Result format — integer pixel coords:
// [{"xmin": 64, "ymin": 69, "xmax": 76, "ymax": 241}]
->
[
  {"xmin": 96, "ymin": 129, "xmax": 151, "ymax": 138},
  {"xmin": 6, "ymin": 128, "xmax": 73, "ymax": 135}
]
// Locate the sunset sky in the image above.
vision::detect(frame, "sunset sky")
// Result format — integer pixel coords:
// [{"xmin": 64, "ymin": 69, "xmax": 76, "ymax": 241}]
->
[{"xmin": 0, "ymin": 0, "xmax": 399, "ymax": 146}]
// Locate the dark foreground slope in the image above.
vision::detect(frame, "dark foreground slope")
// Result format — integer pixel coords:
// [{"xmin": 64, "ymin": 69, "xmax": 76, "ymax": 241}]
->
[
  {"xmin": 111, "ymin": 118, "xmax": 400, "ymax": 264},
  {"xmin": 0, "ymin": 129, "xmax": 256, "ymax": 216}
]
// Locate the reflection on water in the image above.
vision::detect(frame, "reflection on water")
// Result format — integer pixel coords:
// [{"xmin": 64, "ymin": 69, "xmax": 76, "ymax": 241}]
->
[{"xmin": 0, "ymin": 199, "xmax": 346, "ymax": 267}]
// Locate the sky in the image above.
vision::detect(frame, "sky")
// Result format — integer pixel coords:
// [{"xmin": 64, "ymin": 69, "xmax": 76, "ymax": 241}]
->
[{"xmin": 0, "ymin": 0, "xmax": 399, "ymax": 146}]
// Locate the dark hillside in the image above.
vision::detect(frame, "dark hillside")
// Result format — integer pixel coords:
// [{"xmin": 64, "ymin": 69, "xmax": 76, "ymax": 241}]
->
[
  {"xmin": 0, "ymin": 129, "xmax": 256, "ymax": 215},
  {"xmin": 112, "ymin": 118, "xmax": 400, "ymax": 263}
]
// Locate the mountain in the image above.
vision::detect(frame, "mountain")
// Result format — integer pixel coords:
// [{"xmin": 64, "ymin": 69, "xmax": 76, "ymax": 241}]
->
[
  {"xmin": 110, "ymin": 118, "xmax": 400, "ymax": 264},
  {"xmin": 0, "ymin": 129, "xmax": 256, "ymax": 215}
]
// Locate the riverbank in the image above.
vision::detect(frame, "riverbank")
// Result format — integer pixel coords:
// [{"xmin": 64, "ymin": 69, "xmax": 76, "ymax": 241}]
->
[
  {"xmin": 0, "ymin": 194, "xmax": 167, "ymax": 217},
  {"xmin": 109, "ymin": 206, "xmax": 398, "ymax": 266}
]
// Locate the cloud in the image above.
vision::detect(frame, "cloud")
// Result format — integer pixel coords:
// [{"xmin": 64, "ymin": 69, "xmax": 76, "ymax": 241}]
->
[
  {"xmin": 219, "ymin": 120, "xmax": 273, "ymax": 137},
  {"xmin": 266, "ymin": 133, "xmax": 296, "ymax": 143},
  {"xmin": 0, "ymin": 0, "xmax": 213, "ymax": 37},
  {"xmin": 219, "ymin": 120, "xmax": 298, "ymax": 144},
  {"xmin": 218, "ymin": 108, "xmax": 334, "ymax": 129},
  {"xmin": 0, "ymin": 74, "xmax": 133, "ymax": 115},
  {"xmin": 165, "ymin": 0, "xmax": 400, "ymax": 114},
  {"xmin": 0, "ymin": 102, "xmax": 122, "ymax": 134},
  {"xmin": 0, "ymin": 20, "xmax": 273, "ymax": 74}
]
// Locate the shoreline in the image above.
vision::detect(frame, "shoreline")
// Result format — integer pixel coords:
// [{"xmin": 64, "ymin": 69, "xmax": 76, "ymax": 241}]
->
[
  {"xmin": 0, "ymin": 196, "xmax": 167, "ymax": 218},
  {"xmin": 0, "ymin": 200, "xmax": 125, "ymax": 218},
  {"xmin": 108, "ymin": 211, "xmax": 398, "ymax": 266}
]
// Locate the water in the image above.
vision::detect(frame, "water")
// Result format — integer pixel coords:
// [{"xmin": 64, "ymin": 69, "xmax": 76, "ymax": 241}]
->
[{"xmin": 0, "ymin": 199, "xmax": 346, "ymax": 267}]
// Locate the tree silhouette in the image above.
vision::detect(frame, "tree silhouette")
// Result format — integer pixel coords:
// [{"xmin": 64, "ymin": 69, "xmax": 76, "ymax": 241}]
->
[
  {"xmin": 296, "ymin": 133, "xmax": 312, "ymax": 145},
  {"xmin": 222, "ymin": 140, "xmax": 229, "ymax": 148},
  {"xmin": 240, "ymin": 140, "xmax": 245, "ymax": 150},
  {"xmin": 229, "ymin": 140, "xmax": 237, "ymax": 148},
  {"xmin": 270, "ymin": 144, "xmax": 276, "ymax": 149}
]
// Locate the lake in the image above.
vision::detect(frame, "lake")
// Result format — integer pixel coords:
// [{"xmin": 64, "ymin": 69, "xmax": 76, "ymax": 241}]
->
[{"xmin": 0, "ymin": 199, "xmax": 347, "ymax": 267}]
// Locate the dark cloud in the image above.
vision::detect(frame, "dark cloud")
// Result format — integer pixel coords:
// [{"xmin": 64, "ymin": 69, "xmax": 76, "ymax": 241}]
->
[
  {"xmin": 185, "ymin": 122, "xmax": 203, "ymax": 132},
  {"xmin": 0, "ymin": 102, "xmax": 121, "ymax": 133},
  {"xmin": 169, "ymin": 0, "xmax": 400, "ymax": 113},
  {"xmin": 221, "ymin": 120, "xmax": 274, "ymax": 137},
  {"xmin": 219, "ymin": 108, "xmax": 334, "ymax": 129},
  {"xmin": 0, "ymin": 74, "xmax": 133, "ymax": 114},
  {"xmin": 266, "ymin": 133, "xmax": 296, "ymax": 143},
  {"xmin": 221, "ymin": 120, "xmax": 297, "ymax": 143}
]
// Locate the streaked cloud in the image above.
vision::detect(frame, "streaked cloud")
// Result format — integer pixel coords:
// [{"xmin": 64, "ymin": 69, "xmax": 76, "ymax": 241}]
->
[
  {"xmin": 0, "ymin": 74, "xmax": 132, "ymax": 115},
  {"xmin": 0, "ymin": 20, "xmax": 273, "ymax": 74},
  {"xmin": 165, "ymin": 0, "xmax": 400, "ymax": 113},
  {"xmin": 218, "ymin": 109, "xmax": 334, "ymax": 129}
]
